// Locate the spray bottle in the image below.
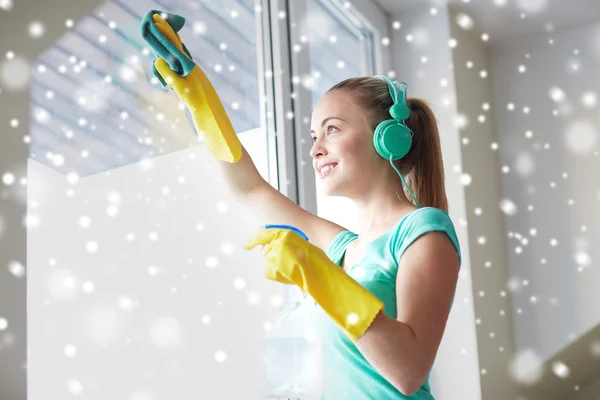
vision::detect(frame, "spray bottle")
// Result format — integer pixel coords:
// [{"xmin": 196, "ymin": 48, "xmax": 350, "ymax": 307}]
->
[{"xmin": 259, "ymin": 224, "xmax": 323, "ymax": 399}]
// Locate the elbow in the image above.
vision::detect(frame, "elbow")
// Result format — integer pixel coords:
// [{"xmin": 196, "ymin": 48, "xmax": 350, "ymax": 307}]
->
[
  {"xmin": 397, "ymin": 381, "xmax": 421, "ymax": 397},
  {"xmin": 394, "ymin": 367, "xmax": 428, "ymax": 396}
]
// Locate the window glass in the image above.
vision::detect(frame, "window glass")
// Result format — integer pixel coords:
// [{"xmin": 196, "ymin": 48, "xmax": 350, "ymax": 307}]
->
[{"xmin": 306, "ymin": 0, "xmax": 377, "ymax": 232}]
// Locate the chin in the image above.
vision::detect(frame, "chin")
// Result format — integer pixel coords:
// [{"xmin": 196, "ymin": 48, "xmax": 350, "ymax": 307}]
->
[
  {"xmin": 316, "ymin": 166, "xmax": 349, "ymax": 197},
  {"xmin": 321, "ymin": 187, "xmax": 337, "ymax": 197},
  {"xmin": 319, "ymin": 180, "xmax": 347, "ymax": 198},
  {"xmin": 317, "ymin": 180, "xmax": 335, "ymax": 196}
]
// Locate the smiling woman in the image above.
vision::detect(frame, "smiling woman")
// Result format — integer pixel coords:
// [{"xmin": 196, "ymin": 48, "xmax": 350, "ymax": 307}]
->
[{"xmin": 240, "ymin": 74, "xmax": 461, "ymax": 399}]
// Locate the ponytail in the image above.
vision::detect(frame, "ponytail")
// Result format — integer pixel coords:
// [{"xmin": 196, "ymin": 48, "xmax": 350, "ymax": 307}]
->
[{"xmin": 397, "ymin": 98, "xmax": 448, "ymax": 212}]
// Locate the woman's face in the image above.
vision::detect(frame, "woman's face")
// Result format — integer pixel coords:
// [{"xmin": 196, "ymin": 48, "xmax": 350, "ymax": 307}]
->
[{"xmin": 310, "ymin": 90, "xmax": 383, "ymax": 197}]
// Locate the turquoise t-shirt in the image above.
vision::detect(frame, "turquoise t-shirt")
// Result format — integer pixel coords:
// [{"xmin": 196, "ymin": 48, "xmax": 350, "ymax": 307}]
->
[{"xmin": 310, "ymin": 207, "xmax": 462, "ymax": 399}]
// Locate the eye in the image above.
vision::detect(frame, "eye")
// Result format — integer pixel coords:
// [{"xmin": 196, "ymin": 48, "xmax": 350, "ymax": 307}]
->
[{"xmin": 311, "ymin": 126, "xmax": 338, "ymax": 144}]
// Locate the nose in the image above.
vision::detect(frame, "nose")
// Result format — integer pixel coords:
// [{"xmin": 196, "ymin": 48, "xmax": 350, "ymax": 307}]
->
[{"xmin": 309, "ymin": 135, "xmax": 327, "ymax": 159}]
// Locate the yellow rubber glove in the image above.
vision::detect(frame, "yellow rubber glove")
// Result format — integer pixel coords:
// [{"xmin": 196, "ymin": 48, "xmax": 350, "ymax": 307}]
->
[
  {"xmin": 151, "ymin": 13, "xmax": 242, "ymax": 163},
  {"xmin": 244, "ymin": 228, "xmax": 384, "ymax": 342}
]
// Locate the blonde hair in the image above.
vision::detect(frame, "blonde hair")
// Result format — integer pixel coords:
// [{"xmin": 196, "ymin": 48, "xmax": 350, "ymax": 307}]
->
[{"xmin": 326, "ymin": 77, "xmax": 449, "ymax": 212}]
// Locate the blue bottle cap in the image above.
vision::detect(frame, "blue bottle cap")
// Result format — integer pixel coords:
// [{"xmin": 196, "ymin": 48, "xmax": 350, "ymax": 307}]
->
[{"xmin": 265, "ymin": 224, "xmax": 309, "ymax": 241}]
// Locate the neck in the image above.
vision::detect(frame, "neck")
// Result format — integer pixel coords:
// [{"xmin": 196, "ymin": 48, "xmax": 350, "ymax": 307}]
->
[{"xmin": 351, "ymin": 175, "xmax": 416, "ymax": 236}]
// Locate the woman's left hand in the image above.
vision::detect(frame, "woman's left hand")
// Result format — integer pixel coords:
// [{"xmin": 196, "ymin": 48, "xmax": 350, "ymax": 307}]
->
[
  {"xmin": 244, "ymin": 227, "xmax": 316, "ymax": 285},
  {"xmin": 244, "ymin": 226, "xmax": 384, "ymax": 342}
]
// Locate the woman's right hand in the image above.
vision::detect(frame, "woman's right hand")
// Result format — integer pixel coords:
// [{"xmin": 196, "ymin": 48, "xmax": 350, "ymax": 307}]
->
[{"xmin": 151, "ymin": 13, "xmax": 242, "ymax": 163}]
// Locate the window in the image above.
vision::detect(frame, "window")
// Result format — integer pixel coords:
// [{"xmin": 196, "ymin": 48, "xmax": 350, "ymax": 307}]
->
[
  {"xmin": 304, "ymin": 0, "xmax": 378, "ymax": 232},
  {"xmin": 27, "ymin": 1, "xmax": 279, "ymax": 399},
  {"xmin": 306, "ymin": 0, "xmax": 376, "ymax": 106},
  {"xmin": 24, "ymin": 0, "xmax": 384, "ymax": 398},
  {"xmin": 30, "ymin": 0, "xmax": 270, "ymax": 180}
]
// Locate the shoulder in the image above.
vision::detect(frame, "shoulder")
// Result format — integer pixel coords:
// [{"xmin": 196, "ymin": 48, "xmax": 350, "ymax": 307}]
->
[
  {"xmin": 403, "ymin": 206, "xmax": 454, "ymax": 226},
  {"xmin": 392, "ymin": 207, "xmax": 461, "ymax": 267}
]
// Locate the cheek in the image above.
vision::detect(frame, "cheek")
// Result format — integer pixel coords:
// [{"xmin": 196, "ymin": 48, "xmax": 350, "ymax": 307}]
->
[
  {"xmin": 338, "ymin": 139, "xmax": 357, "ymax": 155},
  {"xmin": 339, "ymin": 134, "xmax": 375, "ymax": 165}
]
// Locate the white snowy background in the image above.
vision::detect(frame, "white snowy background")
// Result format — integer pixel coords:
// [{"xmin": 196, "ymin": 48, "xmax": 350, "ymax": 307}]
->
[{"xmin": 0, "ymin": 0, "xmax": 599, "ymax": 399}]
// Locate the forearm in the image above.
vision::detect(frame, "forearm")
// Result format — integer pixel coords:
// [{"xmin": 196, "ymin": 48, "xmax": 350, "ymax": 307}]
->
[
  {"xmin": 355, "ymin": 311, "xmax": 427, "ymax": 395},
  {"xmin": 215, "ymin": 145, "xmax": 265, "ymax": 199}
]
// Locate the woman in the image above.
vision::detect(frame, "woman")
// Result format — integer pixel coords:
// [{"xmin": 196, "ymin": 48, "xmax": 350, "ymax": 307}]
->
[
  {"xmin": 243, "ymin": 78, "xmax": 462, "ymax": 399},
  {"xmin": 147, "ymin": 12, "xmax": 461, "ymax": 399}
]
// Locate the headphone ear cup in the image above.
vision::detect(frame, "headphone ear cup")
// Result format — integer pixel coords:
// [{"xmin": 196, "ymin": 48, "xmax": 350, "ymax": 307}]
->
[{"xmin": 373, "ymin": 120, "xmax": 412, "ymax": 161}]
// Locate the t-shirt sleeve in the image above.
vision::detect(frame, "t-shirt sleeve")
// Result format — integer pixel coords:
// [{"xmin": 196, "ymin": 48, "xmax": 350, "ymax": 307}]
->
[
  {"xmin": 326, "ymin": 230, "xmax": 358, "ymax": 265},
  {"xmin": 393, "ymin": 207, "xmax": 462, "ymax": 267}
]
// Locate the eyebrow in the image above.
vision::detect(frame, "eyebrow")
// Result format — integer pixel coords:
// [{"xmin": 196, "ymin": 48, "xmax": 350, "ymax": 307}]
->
[{"xmin": 310, "ymin": 116, "xmax": 346, "ymax": 134}]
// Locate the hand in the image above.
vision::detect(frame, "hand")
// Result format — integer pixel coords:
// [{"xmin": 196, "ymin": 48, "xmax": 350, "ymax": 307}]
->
[
  {"xmin": 244, "ymin": 227, "xmax": 322, "ymax": 286},
  {"xmin": 150, "ymin": 13, "xmax": 211, "ymax": 108},
  {"xmin": 150, "ymin": 13, "xmax": 242, "ymax": 163},
  {"xmin": 244, "ymin": 227, "xmax": 384, "ymax": 342}
]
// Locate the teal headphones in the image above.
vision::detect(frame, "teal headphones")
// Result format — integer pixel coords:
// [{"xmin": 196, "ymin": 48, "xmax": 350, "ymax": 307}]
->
[{"xmin": 373, "ymin": 75, "xmax": 422, "ymax": 208}]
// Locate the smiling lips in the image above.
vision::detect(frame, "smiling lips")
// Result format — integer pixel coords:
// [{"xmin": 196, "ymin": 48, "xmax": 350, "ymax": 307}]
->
[{"xmin": 318, "ymin": 163, "xmax": 338, "ymax": 179}]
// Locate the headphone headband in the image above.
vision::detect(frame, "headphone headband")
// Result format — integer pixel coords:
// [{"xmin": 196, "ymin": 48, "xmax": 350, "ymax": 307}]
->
[
  {"xmin": 374, "ymin": 75, "xmax": 410, "ymax": 121},
  {"xmin": 396, "ymin": 81, "xmax": 408, "ymax": 105},
  {"xmin": 374, "ymin": 74, "xmax": 398, "ymax": 103}
]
